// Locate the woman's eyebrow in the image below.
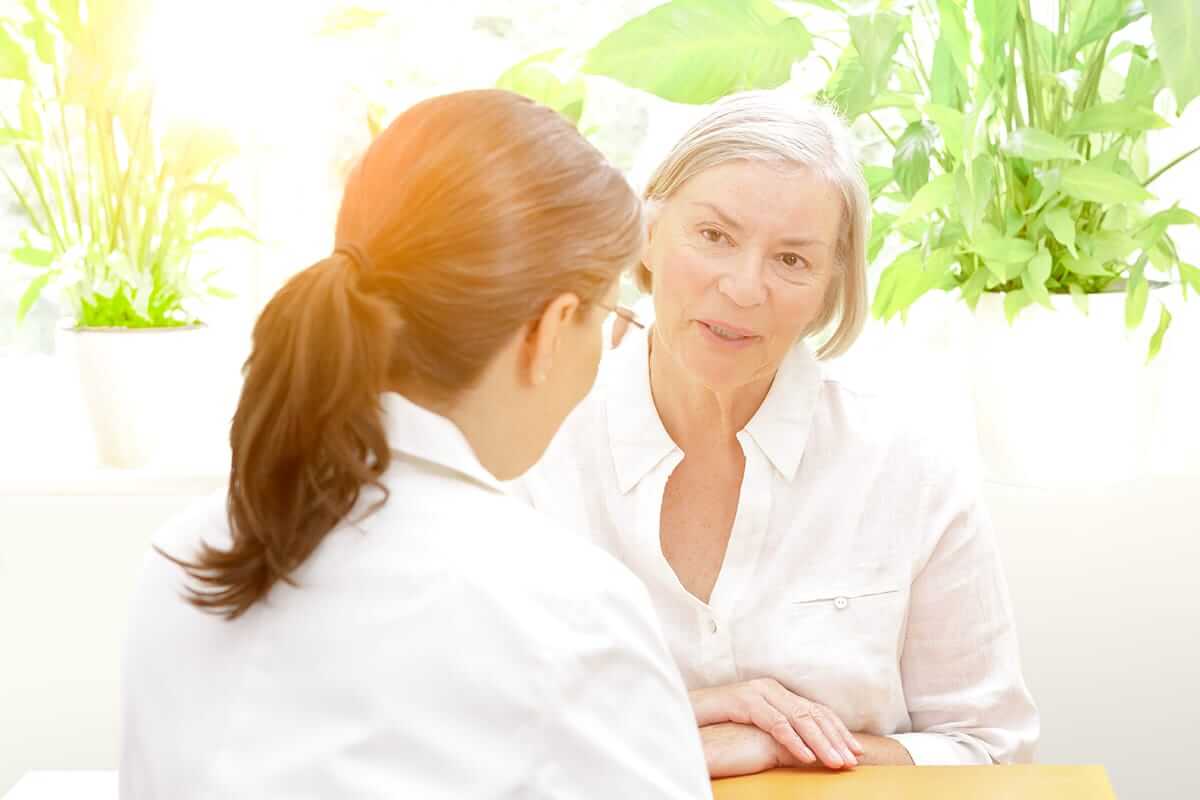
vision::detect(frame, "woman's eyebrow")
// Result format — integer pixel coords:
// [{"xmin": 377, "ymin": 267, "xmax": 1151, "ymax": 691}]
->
[
  {"xmin": 690, "ymin": 201, "xmax": 828, "ymax": 248},
  {"xmin": 689, "ymin": 201, "xmax": 743, "ymax": 231},
  {"xmin": 778, "ymin": 235, "xmax": 829, "ymax": 248}
]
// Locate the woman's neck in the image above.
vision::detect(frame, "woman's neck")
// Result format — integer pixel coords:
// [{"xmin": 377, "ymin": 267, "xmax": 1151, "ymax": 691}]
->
[{"xmin": 648, "ymin": 328, "xmax": 774, "ymax": 453}]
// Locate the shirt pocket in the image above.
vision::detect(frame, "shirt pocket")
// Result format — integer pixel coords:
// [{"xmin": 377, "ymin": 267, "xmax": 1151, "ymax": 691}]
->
[{"xmin": 782, "ymin": 563, "xmax": 909, "ymax": 674}]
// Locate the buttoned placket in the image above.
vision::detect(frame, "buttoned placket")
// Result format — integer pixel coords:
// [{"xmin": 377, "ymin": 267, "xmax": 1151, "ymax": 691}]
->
[{"xmin": 633, "ymin": 436, "xmax": 774, "ymax": 688}]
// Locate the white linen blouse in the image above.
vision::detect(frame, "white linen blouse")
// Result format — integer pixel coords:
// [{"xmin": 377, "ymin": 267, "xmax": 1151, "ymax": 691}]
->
[
  {"xmin": 518, "ymin": 325, "xmax": 1040, "ymax": 765},
  {"xmin": 120, "ymin": 392, "xmax": 712, "ymax": 799}
]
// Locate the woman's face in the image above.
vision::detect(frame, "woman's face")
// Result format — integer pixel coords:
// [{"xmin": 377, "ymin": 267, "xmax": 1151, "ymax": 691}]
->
[
  {"xmin": 646, "ymin": 160, "xmax": 844, "ymax": 392},
  {"xmin": 521, "ymin": 280, "xmax": 619, "ymax": 467}
]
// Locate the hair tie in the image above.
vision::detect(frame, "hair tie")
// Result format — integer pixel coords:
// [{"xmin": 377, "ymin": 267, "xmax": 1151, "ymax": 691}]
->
[{"xmin": 333, "ymin": 242, "xmax": 373, "ymax": 275}]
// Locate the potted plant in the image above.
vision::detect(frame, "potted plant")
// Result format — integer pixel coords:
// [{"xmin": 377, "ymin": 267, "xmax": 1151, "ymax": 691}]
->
[
  {"xmin": 815, "ymin": 0, "xmax": 1200, "ymax": 483},
  {"xmin": 0, "ymin": 0, "xmax": 253, "ymax": 468}
]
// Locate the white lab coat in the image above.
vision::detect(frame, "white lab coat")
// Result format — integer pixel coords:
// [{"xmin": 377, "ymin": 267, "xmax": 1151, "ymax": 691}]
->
[{"xmin": 120, "ymin": 392, "xmax": 712, "ymax": 799}]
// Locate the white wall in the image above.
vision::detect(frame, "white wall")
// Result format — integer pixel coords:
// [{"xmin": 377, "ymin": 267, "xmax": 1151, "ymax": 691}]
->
[{"xmin": 0, "ymin": 491, "xmax": 215, "ymax": 792}]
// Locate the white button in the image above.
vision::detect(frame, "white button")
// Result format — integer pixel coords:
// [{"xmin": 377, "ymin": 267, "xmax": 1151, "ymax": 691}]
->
[
  {"xmin": 708, "ymin": 619, "xmax": 718, "ymax": 634},
  {"xmin": 833, "ymin": 596, "xmax": 849, "ymax": 610}
]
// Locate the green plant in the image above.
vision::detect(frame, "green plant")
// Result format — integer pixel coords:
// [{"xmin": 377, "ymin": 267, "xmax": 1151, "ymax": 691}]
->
[
  {"xmin": 516, "ymin": 0, "xmax": 1200, "ymax": 359},
  {"xmin": 0, "ymin": 0, "xmax": 254, "ymax": 329},
  {"xmin": 821, "ymin": 0, "xmax": 1200, "ymax": 360},
  {"xmin": 495, "ymin": 0, "xmax": 818, "ymax": 125}
]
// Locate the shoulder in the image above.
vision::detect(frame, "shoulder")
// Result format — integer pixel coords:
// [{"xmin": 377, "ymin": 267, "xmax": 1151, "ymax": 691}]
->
[
  {"xmin": 145, "ymin": 489, "xmax": 233, "ymax": 577},
  {"xmin": 465, "ymin": 492, "xmax": 652, "ymax": 616},
  {"xmin": 814, "ymin": 365, "xmax": 980, "ymax": 493}
]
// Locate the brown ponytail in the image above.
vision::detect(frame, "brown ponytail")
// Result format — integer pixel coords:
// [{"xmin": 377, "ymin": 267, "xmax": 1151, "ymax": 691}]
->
[{"xmin": 166, "ymin": 90, "xmax": 643, "ymax": 619}]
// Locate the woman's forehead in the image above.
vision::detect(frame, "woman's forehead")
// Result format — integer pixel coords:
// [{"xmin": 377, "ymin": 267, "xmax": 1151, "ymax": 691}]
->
[{"xmin": 670, "ymin": 161, "xmax": 842, "ymax": 240}]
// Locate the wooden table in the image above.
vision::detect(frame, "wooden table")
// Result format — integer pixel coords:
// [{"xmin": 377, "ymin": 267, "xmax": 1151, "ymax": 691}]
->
[{"xmin": 712, "ymin": 765, "xmax": 1117, "ymax": 799}]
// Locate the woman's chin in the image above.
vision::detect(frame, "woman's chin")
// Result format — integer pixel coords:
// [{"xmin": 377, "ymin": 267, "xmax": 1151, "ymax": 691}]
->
[{"xmin": 680, "ymin": 351, "xmax": 760, "ymax": 393}]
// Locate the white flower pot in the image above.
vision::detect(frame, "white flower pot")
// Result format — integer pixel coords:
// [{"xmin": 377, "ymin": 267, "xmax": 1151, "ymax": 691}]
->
[
  {"xmin": 971, "ymin": 291, "xmax": 1165, "ymax": 486},
  {"xmin": 55, "ymin": 324, "xmax": 213, "ymax": 469}
]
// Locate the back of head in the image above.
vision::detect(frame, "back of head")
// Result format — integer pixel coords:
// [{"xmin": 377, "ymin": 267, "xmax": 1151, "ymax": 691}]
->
[
  {"xmin": 173, "ymin": 90, "xmax": 643, "ymax": 619},
  {"xmin": 639, "ymin": 90, "xmax": 869, "ymax": 358}
]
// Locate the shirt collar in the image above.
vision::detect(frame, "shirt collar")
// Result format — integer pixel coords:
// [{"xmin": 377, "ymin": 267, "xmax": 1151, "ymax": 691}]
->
[
  {"xmin": 381, "ymin": 392, "xmax": 505, "ymax": 494},
  {"xmin": 742, "ymin": 341, "xmax": 822, "ymax": 482},
  {"xmin": 605, "ymin": 326, "xmax": 822, "ymax": 493}
]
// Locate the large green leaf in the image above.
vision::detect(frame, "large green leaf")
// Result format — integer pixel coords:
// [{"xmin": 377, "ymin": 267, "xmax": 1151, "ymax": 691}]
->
[
  {"xmin": 958, "ymin": 154, "xmax": 993, "ymax": 237},
  {"xmin": 1146, "ymin": 0, "xmax": 1200, "ymax": 111},
  {"xmin": 823, "ymin": 49, "xmax": 872, "ymax": 119},
  {"xmin": 16, "ymin": 271, "xmax": 54, "ymax": 323},
  {"xmin": 975, "ymin": 0, "xmax": 1017, "ymax": 65},
  {"xmin": 497, "ymin": 49, "xmax": 586, "ymax": 124},
  {"xmin": 930, "ymin": 38, "xmax": 966, "ymax": 110},
  {"xmin": 1125, "ymin": 263, "xmax": 1149, "ymax": 329},
  {"xmin": 23, "ymin": 17, "xmax": 56, "ymax": 65},
  {"xmin": 1123, "ymin": 46, "xmax": 1164, "ymax": 106},
  {"xmin": 973, "ymin": 236, "xmax": 1037, "ymax": 264},
  {"xmin": 1065, "ymin": 101, "xmax": 1169, "ymax": 136},
  {"xmin": 1069, "ymin": 0, "xmax": 1124, "ymax": 56},
  {"xmin": 863, "ymin": 165, "xmax": 894, "ymax": 198},
  {"xmin": 1063, "ymin": 254, "xmax": 1110, "ymax": 276},
  {"xmin": 1060, "ymin": 164, "xmax": 1154, "ymax": 204},
  {"xmin": 868, "ymin": 212, "xmax": 896, "ymax": 262},
  {"xmin": 893, "ymin": 121, "xmax": 936, "ymax": 198},
  {"xmin": 848, "ymin": 12, "xmax": 905, "ymax": 96},
  {"xmin": 1147, "ymin": 305, "xmax": 1172, "ymax": 361},
  {"xmin": 1084, "ymin": 230, "xmax": 1140, "ymax": 264},
  {"xmin": 872, "ymin": 246, "xmax": 948, "ymax": 320},
  {"xmin": 1042, "ymin": 207, "xmax": 1077, "ymax": 256},
  {"xmin": 894, "ymin": 171, "xmax": 956, "ymax": 227},
  {"xmin": 872, "ymin": 248, "xmax": 922, "ymax": 320},
  {"xmin": 1024, "ymin": 246, "xmax": 1053, "ymax": 308},
  {"xmin": 937, "ymin": 0, "xmax": 971, "ymax": 75},
  {"xmin": 0, "ymin": 125, "xmax": 35, "ymax": 145},
  {"xmin": 1004, "ymin": 289, "xmax": 1033, "ymax": 324},
  {"xmin": 1069, "ymin": 283, "xmax": 1089, "ymax": 314},
  {"xmin": 583, "ymin": 0, "xmax": 811, "ymax": 104},
  {"xmin": 960, "ymin": 264, "xmax": 990, "ymax": 309},
  {"xmin": 1180, "ymin": 263, "xmax": 1200, "ymax": 296},
  {"xmin": 0, "ymin": 23, "xmax": 31, "ymax": 82},
  {"xmin": 11, "ymin": 245, "xmax": 53, "ymax": 267},
  {"xmin": 1028, "ymin": 168, "xmax": 1063, "ymax": 215},
  {"xmin": 49, "ymin": 0, "xmax": 83, "ymax": 43},
  {"xmin": 924, "ymin": 104, "xmax": 964, "ymax": 156},
  {"xmin": 1003, "ymin": 128, "xmax": 1084, "ymax": 162}
]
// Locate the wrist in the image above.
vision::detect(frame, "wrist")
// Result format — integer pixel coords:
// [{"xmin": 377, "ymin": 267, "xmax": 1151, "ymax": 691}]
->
[
  {"xmin": 688, "ymin": 687, "xmax": 719, "ymax": 725},
  {"xmin": 853, "ymin": 733, "xmax": 916, "ymax": 766}
]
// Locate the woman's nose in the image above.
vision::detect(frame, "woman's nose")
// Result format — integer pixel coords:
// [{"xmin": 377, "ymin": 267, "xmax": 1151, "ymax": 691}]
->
[{"xmin": 716, "ymin": 255, "xmax": 767, "ymax": 307}]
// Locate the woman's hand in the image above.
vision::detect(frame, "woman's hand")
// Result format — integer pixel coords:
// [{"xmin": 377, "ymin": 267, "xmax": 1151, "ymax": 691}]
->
[
  {"xmin": 690, "ymin": 679, "xmax": 863, "ymax": 770},
  {"xmin": 700, "ymin": 722, "xmax": 792, "ymax": 779}
]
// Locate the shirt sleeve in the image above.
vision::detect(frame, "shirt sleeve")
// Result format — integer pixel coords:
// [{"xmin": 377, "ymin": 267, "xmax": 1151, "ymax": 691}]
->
[
  {"xmin": 536, "ymin": 565, "xmax": 713, "ymax": 799},
  {"xmin": 888, "ymin": 477, "xmax": 1040, "ymax": 765}
]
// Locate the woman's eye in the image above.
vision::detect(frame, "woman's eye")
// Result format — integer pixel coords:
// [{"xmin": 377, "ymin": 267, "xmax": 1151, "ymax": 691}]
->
[
  {"xmin": 700, "ymin": 228, "xmax": 724, "ymax": 244},
  {"xmin": 779, "ymin": 253, "xmax": 805, "ymax": 269}
]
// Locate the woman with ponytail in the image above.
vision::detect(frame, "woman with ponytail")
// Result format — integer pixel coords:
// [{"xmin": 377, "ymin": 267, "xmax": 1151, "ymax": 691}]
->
[{"xmin": 120, "ymin": 90, "xmax": 711, "ymax": 799}]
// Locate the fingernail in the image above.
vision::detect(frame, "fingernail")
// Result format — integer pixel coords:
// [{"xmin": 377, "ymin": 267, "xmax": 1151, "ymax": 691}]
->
[{"xmin": 844, "ymin": 750, "xmax": 858, "ymax": 766}]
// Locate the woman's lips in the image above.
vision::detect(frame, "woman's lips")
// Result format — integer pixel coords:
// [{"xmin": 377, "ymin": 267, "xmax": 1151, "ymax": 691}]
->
[{"xmin": 697, "ymin": 319, "xmax": 760, "ymax": 347}]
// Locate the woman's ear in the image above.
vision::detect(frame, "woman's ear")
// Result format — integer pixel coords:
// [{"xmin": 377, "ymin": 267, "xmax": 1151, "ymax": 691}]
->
[
  {"xmin": 644, "ymin": 199, "xmax": 663, "ymax": 246},
  {"xmin": 523, "ymin": 293, "xmax": 582, "ymax": 386},
  {"xmin": 637, "ymin": 200, "xmax": 664, "ymax": 291}
]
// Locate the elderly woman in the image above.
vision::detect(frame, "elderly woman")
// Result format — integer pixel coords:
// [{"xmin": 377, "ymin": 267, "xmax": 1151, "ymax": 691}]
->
[{"xmin": 518, "ymin": 91, "xmax": 1038, "ymax": 777}]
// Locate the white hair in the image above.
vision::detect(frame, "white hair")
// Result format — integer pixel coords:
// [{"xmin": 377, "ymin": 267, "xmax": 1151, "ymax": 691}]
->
[{"xmin": 639, "ymin": 90, "xmax": 869, "ymax": 359}]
